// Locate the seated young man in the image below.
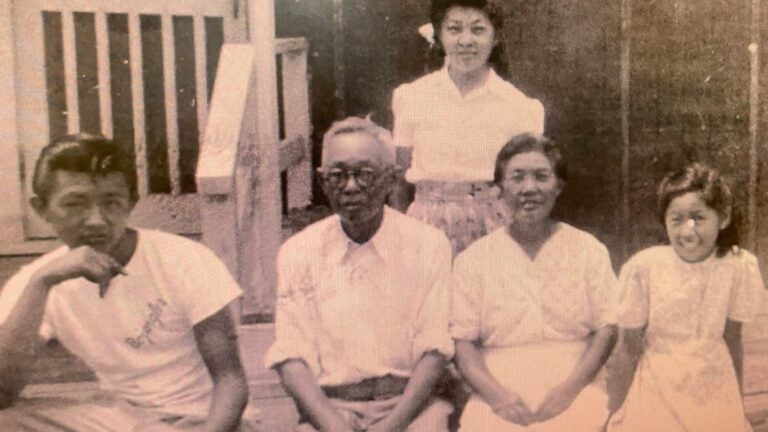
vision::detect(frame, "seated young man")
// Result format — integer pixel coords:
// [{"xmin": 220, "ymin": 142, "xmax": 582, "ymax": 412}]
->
[
  {"xmin": 265, "ymin": 117, "xmax": 454, "ymax": 432},
  {"xmin": 0, "ymin": 134, "xmax": 257, "ymax": 431}
]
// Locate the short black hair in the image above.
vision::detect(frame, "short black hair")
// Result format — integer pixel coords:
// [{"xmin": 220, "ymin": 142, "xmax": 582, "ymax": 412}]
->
[
  {"xmin": 32, "ymin": 133, "xmax": 138, "ymax": 204},
  {"xmin": 657, "ymin": 162, "xmax": 737, "ymax": 257},
  {"xmin": 493, "ymin": 133, "xmax": 566, "ymax": 185}
]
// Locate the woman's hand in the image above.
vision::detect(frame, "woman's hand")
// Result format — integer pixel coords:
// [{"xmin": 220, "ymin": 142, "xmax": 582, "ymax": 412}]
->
[
  {"xmin": 490, "ymin": 391, "xmax": 535, "ymax": 426},
  {"xmin": 534, "ymin": 380, "xmax": 582, "ymax": 423}
]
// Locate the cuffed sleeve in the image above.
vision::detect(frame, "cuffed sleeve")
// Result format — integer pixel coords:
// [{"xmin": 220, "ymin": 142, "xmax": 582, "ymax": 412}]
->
[
  {"xmin": 615, "ymin": 257, "xmax": 650, "ymax": 329},
  {"xmin": 412, "ymin": 234, "xmax": 454, "ymax": 360},
  {"xmin": 587, "ymin": 244, "xmax": 619, "ymax": 329},
  {"xmin": 728, "ymin": 250, "xmax": 766, "ymax": 323},
  {"xmin": 263, "ymin": 241, "xmax": 321, "ymax": 372},
  {"xmin": 450, "ymin": 249, "xmax": 483, "ymax": 342}
]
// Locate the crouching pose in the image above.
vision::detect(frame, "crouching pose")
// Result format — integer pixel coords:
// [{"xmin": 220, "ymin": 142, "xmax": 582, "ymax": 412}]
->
[
  {"xmin": 265, "ymin": 117, "xmax": 454, "ymax": 432},
  {"xmin": 0, "ymin": 135, "xmax": 258, "ymax": 431}
]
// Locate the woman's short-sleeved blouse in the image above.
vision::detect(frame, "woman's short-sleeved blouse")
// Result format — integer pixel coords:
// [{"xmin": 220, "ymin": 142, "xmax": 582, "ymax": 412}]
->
[
  {"xmin": 392, "ymin": 67, "xmax": 545, "ymax": 183},
  {"xmin": 615, "ymin": 246, "xmax": 766, "ymax": 336},
  {"xmin": 451, "ymin": 224, "xmax": 618, "ymax": 348}
]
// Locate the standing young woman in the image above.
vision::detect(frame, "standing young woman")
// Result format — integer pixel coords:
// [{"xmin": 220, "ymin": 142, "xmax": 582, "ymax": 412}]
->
[{"xmin": 391, "ymin": 0, "xmax": 545, "ymax": 255}]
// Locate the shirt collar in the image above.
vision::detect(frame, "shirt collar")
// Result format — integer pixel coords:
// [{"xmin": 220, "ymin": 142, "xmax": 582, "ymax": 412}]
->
[
  {"xmin": 327, "ymin": 206, "xmax": 398, "ymax": 263},
  {"xmin": 436, "ymin": 65, "xmax": 506, "ymax": 100}
]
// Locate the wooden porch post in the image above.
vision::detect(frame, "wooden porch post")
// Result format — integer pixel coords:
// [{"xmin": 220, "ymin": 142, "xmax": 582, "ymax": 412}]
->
[
  {"xmin": 748, "ymin": 0, "xmax": 761, "ymax": 252},
  {"xmin": 0, "ymin": 0, "xmax": 26, "ymax": 244},
  {"xmin": 620, "ymin": 0, "xmax": 632, "ymax": 259}
]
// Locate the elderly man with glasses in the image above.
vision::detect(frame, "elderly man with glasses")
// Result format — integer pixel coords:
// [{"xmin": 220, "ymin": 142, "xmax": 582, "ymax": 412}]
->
[{"xmin": 264, "ymin": 116, "xmax": 454, "ymax": 432}]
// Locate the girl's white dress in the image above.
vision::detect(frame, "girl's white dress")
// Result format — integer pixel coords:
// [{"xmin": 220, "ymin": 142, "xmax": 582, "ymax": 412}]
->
[
  {"xmin": 607, "ymin": 246, "xmax": 765, "ymax": 432},
  {"xmin": 452, "ymin": 224, "xmax": 617, "ymax": 431}
]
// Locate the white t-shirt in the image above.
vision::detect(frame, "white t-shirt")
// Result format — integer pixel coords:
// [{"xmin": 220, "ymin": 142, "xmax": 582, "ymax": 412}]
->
[
  {"xmin": 392, "ymin": 67, "xmax": 545, "ymax": 183},
  {"xmin": 0, "ymin": 229, "xmax": 242, "ymax": 417}
]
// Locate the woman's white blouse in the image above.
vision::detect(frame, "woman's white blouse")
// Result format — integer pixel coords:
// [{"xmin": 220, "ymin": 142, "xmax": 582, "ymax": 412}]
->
[
  {"xmin": 392, "ymin": 67, "xmax": 545, "ymax": 183},
  {"xmin": 451, "ymin": 224, "xmax": 618, "ymax": 347}
]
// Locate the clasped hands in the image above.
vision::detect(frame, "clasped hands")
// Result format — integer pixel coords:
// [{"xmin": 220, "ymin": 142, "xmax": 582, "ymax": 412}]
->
[{"xmin": 490, "ymin": 381, "xmax": 581, "ymax": 426}]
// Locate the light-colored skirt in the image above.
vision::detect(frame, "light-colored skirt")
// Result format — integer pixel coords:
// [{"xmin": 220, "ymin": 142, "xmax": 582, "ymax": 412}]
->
[
  {"xmin": 459, "ymin": 341, "xmax": 610, "ymax": 432},
  {"xmin": 407, "ymin": 181, "xmax": 508, "ymax": 256}
]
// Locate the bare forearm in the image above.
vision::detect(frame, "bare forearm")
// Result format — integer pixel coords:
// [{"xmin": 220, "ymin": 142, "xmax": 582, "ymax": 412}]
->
[
  {"xmin": 278, "ymin": 360, "xmax": 342, "ymax": 431},
  {"xmin": 455, "ymin": 340, "xmax": 509, "ymax": 405},
  {"xmin": 564, "ymin": 326, "xmax": 617, "ymax": 389},
  {"xmin": 202, "ymin": 371, "xmax": 249, "ymax": 432},
  {"xmin": 382, "ymin": 351, "xmax": 446, "ymax": 430},
  {"xmin": 724, "ymin": 320, "xmax": 744, "ymax": 394},
  {"xmin": 0, "ymin": 279, "xmax": 50, "ymax": 407},
  {"xmin": 609, "ymin": 328, "xmax": 644, "ymax": 412}
]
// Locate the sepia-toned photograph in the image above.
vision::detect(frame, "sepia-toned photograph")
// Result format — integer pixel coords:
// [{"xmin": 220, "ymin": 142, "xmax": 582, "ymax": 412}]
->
[{"xmin": 0, "ymin": 0, "xmax": 767, "ymax": 430}]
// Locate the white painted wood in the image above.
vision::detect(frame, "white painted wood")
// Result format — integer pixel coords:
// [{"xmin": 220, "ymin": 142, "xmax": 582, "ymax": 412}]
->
[
  {"xmin": 128, "ymin": 12, "xmax": 148, "ymax": 197},
  {"xmin": 193, "ymin": 14, "xmax": 208, "ymax": 146},
  {"xmin": 13, "ymin": 0, "xmax": 55, "ymax": 238},
  {"xmin": 0, "ymin": 0, "xmax": 26, "ymax": 244},
  {"xmin": 240, "ymin": 0, "xmax": 281, "ymax": 316},
  {"xmin": 61, "ymin": 10, "xmax": 80, "ymax": 134},
  {"xmin": 280, "ymin": 44, "xmax": 311, "ymax": 209},
  {"xmin": 95, "ymin": 11, "xmax": 112, "ymax": 138},
  {"xmin": 161, "ymin": 13, "xmax": 181, "ymax": 195}
]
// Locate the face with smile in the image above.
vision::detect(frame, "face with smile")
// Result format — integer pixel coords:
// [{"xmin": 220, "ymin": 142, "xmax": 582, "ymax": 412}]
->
[
  {"xmin": 500, "ymin": 151, "xmax": 561, "ymax": 226},
  {"xmin": 664, "ymin": 191, "xmax": 729, "ymax": 263},
  {"xmin": 319, "ymin": 132, "xmax": 394, "ymax": 230},
  {"xmin": 439, "ymin": 6, "xmax": 496, "ymax": 76},
  {"xmin": 33, "ymin": 170, "xmax": 135, "ymax": 253}
]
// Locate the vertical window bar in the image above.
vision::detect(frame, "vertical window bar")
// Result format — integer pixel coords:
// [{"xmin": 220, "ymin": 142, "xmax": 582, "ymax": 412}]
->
[
  {"xmin": 173, "ymin": 15, "xmax": 200, "ymax": 193},
  {"xmin": 107, "ymin": 14, "xmax": 135, "ymax": 164},
  {"xmin": 204, "ymin": 17, "xmax": 224, "ymax": 103},
  {"xmin": 193, "ymin": 15, "xmax": 208, "ymax": 145},
  {"xmin": 140, "ymin": 14, "xmax": 171, "ymax": 194},
  {"xmin": 161, "ymin": 14, "xmax": 181, "ymax": 196},
  {"xmin": 74, "ymin": 12, "xmax": 100, "ymax": 134},
  {"xmin": 42, "ymin": 12, "xmax": 67, "ymax": 141},
  {"xmin": 95, "ymin": 12, "xmax": 113, "ymax": 139},
  {"xmin": 61, "ymin": 11, "xmax": 80, "ymax": 134},
  {"xmin": 128, "ymin": 13, "xmax": 148, "ymax": 197}
]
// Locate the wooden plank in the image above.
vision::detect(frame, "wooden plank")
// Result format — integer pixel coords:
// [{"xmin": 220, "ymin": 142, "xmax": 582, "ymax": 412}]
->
[
  {"xmin": 61, "ymin": 10, "xmax": 80, "ymax": 134},
  {"xmin": 128, "ymin": 13, "xmax": 148, "ymax": 197},
  {"xmin": 241, "ymin": 0, "xmax": 281, "ymax": 317},
  {"xmin": 278, "ymin": 135, "xmax": 306, "ymax": 171},
  {"xmin": 161, "ymin": 14, "xmax": 181, "ymax": 196},
  {"xmin": 95, "ymin": 12, "xmax": 113, "ymax": 138},
  {"xmin": 280, "ymin": 45, "xmax": 311, "ymax": 209},
  {"xmin": 0, "ymin": 0, "xmax": 25, "ymax": 244},
  {"xmin": 193, "ymin": 15, "xmax": 208, "ymax": 147},
  {"xmin": 748, "ymin": 0, "xmax": 761, "ymax": 251},
  {"xmin": 275, "ymin": 37, "xmax": 306, "ymax": 54},
  {"xmin": 620, "ymin": 0, "xmax": 632, "ymax": 260}
]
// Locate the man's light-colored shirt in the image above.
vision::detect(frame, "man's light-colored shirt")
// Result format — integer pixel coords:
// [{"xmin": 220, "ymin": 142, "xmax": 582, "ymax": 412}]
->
[
  {"xmin": 0, "ymin": 229, "xmax": 242, "ymax": 417},
  {"xmin": 264, "ymin": 207, "xmax": 454, "ymax": 386},
  {"xmin": 392, "ymin": 67, "xmax": 545, "ymax": 183}
]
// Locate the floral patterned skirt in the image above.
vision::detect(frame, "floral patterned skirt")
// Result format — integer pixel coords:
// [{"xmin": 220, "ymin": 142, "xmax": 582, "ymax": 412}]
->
[{"xmin": 407, "ymin": 181, "xmax": 509, "ymax": 256}]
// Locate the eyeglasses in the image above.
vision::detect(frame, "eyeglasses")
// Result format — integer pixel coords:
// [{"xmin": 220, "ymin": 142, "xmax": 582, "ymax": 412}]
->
[{"xmin": 318, "ymin": 166, "xmax": 379, "ymax": 188}]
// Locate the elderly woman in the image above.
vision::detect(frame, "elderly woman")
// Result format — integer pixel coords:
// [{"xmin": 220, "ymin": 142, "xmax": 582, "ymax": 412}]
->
[{"xmin": 451, "ymin": 134, "xmax": 618, "ymax": 431}]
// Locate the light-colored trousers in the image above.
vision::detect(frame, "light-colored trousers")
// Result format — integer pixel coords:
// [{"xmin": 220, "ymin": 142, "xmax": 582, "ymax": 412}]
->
[
  {"xmin": 296, "ymin": 396, "xmax": 452, "ymax": 432},
  {"xmin": 0, "ymin": 393, "xmax": 262, "ymax": 432}
]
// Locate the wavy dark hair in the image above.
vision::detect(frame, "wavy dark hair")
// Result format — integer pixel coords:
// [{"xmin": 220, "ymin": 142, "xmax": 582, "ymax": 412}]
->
[
  {"xmin": 32, "ymin": 133, "xmax": 138, "ymax": 204},
  {"xmin": 428, "ymin": 0, "xmax": 510, "ymax": 78},
  {"xmin": 657, "ymin": 162, "xmax": 738, "ymax": 257},
  {"xmin": 493, "ymin": 133, "xmax": 566, "ymax": 186}
]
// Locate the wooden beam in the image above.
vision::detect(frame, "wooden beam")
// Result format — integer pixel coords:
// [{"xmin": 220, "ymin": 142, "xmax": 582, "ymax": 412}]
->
[
  {"xmin": 748, "ymin": 0, "xmax": 761, "ymax": 251},
  {"xmin": 620, "ymin": 0, "xmax": 632, "ymax": 259}
]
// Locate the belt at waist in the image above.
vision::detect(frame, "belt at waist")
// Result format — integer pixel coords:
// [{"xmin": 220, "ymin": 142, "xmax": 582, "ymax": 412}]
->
[
  {"xmin": 321, "ymin": 375, "xmax": 409, "ymax": 402},
  {"xmin": 415, "ymin": 180, "xmax": 498, "ymax": 200}
]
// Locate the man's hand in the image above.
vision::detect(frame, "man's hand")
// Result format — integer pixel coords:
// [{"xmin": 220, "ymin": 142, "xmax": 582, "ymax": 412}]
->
[
  {"xmin": 33, "ymin": 246, "xmax": 125, "ymax": 296},
  {"xmin": 318, "ymin": 412, "xmax": 355, "ymax": 432},
  {"xmin": 534, "ymin": 381, "xmax": 581, "ymax": 423},
  {"xmin": 490, "ymin": 391, "xmax": 535, "ymax": 426}
]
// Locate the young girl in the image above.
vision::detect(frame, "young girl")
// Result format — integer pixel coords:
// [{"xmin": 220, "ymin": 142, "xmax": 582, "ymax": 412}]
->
[{"xmin": 607, "ymin": 163, "xmax": 765, "ymax": 432}]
